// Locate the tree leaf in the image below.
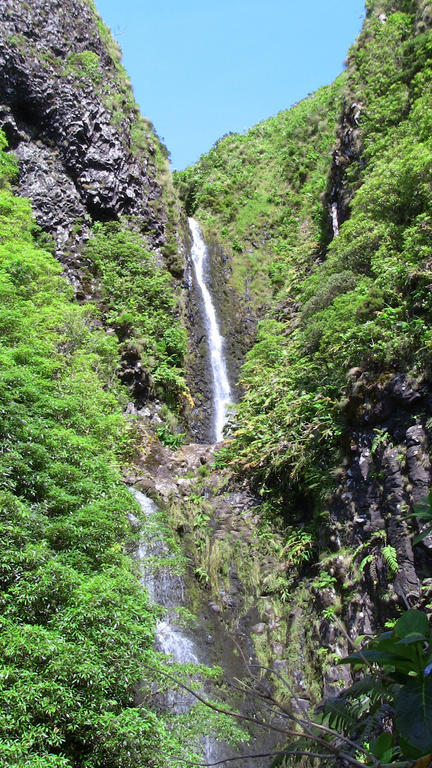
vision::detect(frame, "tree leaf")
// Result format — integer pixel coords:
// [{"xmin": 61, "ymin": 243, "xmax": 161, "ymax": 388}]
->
[
  {"xmin": 371, "ymin": 732, "xmax": 392, "ymax": 759},
  {"xmin": 395, "ymin": 610, "xmax": 429, "ymax": 640},
  {"xmin": 414, "ymin": 525, "xmax": 432, "ymax": 545},
  {"xmin": 397, "ymin": 632, "xmax": 428, "ymax": 646},
  {"xmin": 395, "ymin": 676, "xmax": 432, "ymax": 756}
]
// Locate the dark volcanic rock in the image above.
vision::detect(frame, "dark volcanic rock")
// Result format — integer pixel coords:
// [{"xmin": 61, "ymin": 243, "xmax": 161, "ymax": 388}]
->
[
  {"xmin": 328, "ymin": 372, "xmax": 432, "ymax": 641},
  {"xmin": 0, "ymin": 0, "xmax": 166, "ymax": 287}
]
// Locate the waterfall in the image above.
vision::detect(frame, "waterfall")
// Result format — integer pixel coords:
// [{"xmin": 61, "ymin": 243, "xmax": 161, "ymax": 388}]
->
[
  {"xmin": 131, "ymin": 488, "xmax": 198, "ymax": 668},
  {"xmin": 131, "ymin": 488, "xmax": 223, "ymax": 753},
  {"xmin": 188, "ymin": 217, "xmax": 232, "ymax": 442},
  {"xmin": 131, "ymin": 487, "xmax": 275, "ymax": 765},
  {"xmin": 331, "ymin": 202, "xmax": 339, "ymax": 237}
]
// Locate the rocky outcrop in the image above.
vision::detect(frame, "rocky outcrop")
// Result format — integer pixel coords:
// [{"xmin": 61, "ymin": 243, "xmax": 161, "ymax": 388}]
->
[
  {"xmin": 327, "ymin": 99, "xmax": 363, "ymax": 238},
  {"xmin": 0, "ymin": 0, "xmax": 167, "ymax": 291},
  {"xmin": 312, "ymin": 371, "xmax": 432, "ymax": 687}
]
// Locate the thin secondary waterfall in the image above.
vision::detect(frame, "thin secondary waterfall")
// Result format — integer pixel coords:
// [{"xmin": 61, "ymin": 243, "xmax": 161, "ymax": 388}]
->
[
  {"xmin": 131, "ymin": 488, "xmax": 198, "ymax": 671},
  {"xmin": 331, "ymin": 202, "xmax": 339, "ymax": 237},
  {"xmin": 130, "ymin": 490, "xmax": 277, "ymax": 766},
  {"xmin": 188, "ymin": 217, "xmax": 232, "ymax": 442}
]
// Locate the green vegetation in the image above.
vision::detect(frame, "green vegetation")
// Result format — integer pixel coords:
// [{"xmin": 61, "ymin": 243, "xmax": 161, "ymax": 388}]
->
[
  {"xmin": 335, "ymin": 609, "xmax": 432, "ymax": 761},
  {"xmin": 228, "ymin": 609, "xmax": 432, "ymax": 767},
  {"xmin": 182, "ymin": 2, "xmax": 432, "ymax": 517},
  {"xmin": 85, "ymin": 221, "xmax": 187, "ymax": 405},
  {"xmin": 0, "ymin": 131, "xmax": 215, "ymax": 767},
  {"xmin": 175, "ymin": 78, "xmax": 344, "ymax": 307},
  {"xmin": 65, "ymin": 50, "xmax": 102, "ymax": 84}
]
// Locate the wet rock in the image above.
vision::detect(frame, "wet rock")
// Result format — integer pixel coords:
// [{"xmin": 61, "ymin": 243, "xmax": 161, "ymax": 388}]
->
[
  {"xmin": 406, "ymin": 424, "xmax": 430, "ymax": 501},
  {"xmin": 251, "ymin": 623, "xmax": 267, "ymax": 635},
  {"xmin": 272, "ymin": 660, "xmax": 288, "ymax": 673},
  {"xmin": 388, "ymin": 374, "xmax": 422, "ymax": 405},
  {"xmin": 271, "ymin": 642, "xmax": 284, "ymax": 657},
  {"xmin": 208, "ymin": 602, "xmax": 222, "ymax": 614}
]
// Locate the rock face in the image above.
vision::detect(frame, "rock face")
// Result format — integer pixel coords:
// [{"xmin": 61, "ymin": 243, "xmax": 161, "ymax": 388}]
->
[
  {"xmin": 0, "ymin": 0, "xmax": 167, "ymax": 290},
  {"xmin": 332, "ymin": 372, "xmax": 432, "ymax": 605},
  {"xmin": 327, "ymin": 99, "xmax": 363, "ymax": 239},
  {"xmin": 310, "ymin": 371, "xmax": 432, "ymax": 694}
]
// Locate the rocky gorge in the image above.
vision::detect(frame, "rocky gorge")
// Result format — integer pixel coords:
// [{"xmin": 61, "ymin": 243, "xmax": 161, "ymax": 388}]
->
[{"xmin": 1, "ymin": 0, "xmax": 432, "ymax": 766}]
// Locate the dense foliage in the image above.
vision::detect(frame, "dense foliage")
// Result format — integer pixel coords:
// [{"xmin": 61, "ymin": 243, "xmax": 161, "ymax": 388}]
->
[
  {"xmin": 85, "ymin": 222, "xmax": 187, "ymax": 404},
  {"xmin": 269, "ymin": 609, "xmax": 432, "ymax": 767},
  {"xmin": 0, "ymin": 131, "xmax": 196, "ymax": 767},
  {"xmin": 179, "ymin": 0, "xmax": 432, "ymax": 510}
]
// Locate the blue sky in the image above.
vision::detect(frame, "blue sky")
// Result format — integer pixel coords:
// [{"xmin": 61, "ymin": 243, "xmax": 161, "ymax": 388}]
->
[{"xmin": 94, "ymin": 0, "xmax": 366, "ymax": 170}]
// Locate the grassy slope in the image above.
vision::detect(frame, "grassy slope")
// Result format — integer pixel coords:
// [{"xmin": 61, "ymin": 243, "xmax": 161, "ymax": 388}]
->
[
  {"xmin": 175, "ymin": 78, "xmax": 344, "ymax": 311},
  {"xmin": 177, "ymin": 0, "xmax": 432, "ymax": 509}
]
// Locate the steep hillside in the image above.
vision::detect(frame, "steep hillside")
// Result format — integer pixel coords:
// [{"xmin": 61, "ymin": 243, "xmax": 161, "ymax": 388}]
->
[
  {"xmin": 0, "ymin": 131, "xmax": 179, "ymax": 767},
  {"xmin": 0, "ymin": 2, "xmax": 203, "ymax": 765},
  {"xmin": 0, "ymin": 0, "xmax": 187, "ymax": 412},
  {"xmin": 175, "ymin": 78, "xmax": 344, "ymax": 312},
  {"xmin": 176, "ymin": 0, "xmax": 432, "ymax": 698}
]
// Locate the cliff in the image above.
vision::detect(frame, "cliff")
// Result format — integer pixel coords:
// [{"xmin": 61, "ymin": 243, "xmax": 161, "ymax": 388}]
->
[
  {"xmin": 176, "ymin": 0, "xmax": 432, "ymax": 699},
  {"xmin": 1, "ymin": 0, "xmax": 189, "ymax": 407},
  {"xmin": 0, "ymin": 0, "xmax": 175, "ymax": 279},
  {"xmin": 2, "ymin": 0, "xmax": 432, "ymax": 764},
  {"xmin": 0, "ymin": 2, "xmax": 196, "ymax": 765}
]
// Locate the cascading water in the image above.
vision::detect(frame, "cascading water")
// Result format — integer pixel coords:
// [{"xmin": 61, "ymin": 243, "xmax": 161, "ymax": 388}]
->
[
  {"xmin": 130, "ymin": 227, "xmax": 278, "ymax": 765},
  {"xmin": 131, "ymin": 488, "xmax": 225, "ymax": 755},
  {"xmin": 188, "ymin": 217, "xmax": 232, "ymax": 442},
  {"xmin": 131, "ymin": 487, "xmax": 276, "ymax": 766},
  {"xmin": 331, "ymin": 202, "xmax": 339, "ymax": 237},
  {"xmin": 131, "ymin": 488, "xmax": 199, "ymax": 675}
]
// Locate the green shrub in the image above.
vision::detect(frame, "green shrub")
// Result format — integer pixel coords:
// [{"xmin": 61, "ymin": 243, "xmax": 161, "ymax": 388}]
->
[
  {"xmin": 65, "ymin": 50, "xmax": 102, "ymax": 84},
  {"xmin": 0, "ymin": 131, "xmax": 197, "ymax": 767},
  {"xmin": 85, "ymin": 221, "xmax": 187, "ymax": 403}
]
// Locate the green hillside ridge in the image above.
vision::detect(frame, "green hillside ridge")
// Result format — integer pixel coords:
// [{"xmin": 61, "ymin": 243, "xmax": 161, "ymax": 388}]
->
[
  {"xmin": 0, "ymin": 132, "xmax": 224, "ymax": 767},
  {"xmin": 175, "ymin": 77, "xmax": 344, "ymax": 310},
  {"xmin": 177, "ymin": 0, "xmax": 432, "ymax": 509}
]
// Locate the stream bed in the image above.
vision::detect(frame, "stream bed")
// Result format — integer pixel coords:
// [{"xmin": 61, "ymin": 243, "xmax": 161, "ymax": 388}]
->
[{"xmin": 130, "ymin": 487, "xmax": 280, "ymax": 767}]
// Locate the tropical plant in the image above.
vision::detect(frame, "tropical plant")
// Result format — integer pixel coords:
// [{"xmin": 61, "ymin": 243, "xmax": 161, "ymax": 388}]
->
[{"xmin": 410, "ymin": 491, "xmax": 432, "ymax": 544}]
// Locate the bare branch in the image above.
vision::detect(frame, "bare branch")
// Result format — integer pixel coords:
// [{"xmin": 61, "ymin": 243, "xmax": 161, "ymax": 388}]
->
[
  {"xmin": 249, "ymin": 663, "xmax": 379, "ymax": 764},
  {"xmin": 175, "ymin": 748, "xmax": 340, "ymax": 766},
  {"xmin": 139, "ymin": 663, "xmax": 378, "ymax": 768}
]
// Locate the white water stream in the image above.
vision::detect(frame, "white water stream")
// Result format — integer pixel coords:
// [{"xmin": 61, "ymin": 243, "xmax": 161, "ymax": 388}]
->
[
  {"xmin": 131, "ymin": 488, "xmax": 223, "ymax": 756},
  {"xmin": 331, "ymin": 202, "xmax": 339, "ymax": 238},
  {"xmin": 188, "ymin": 217, "xmax": 232, "ymax": 442},
  {"xmin": 131, "ymin": 488, "xmax": 199, "ymax": 670}
]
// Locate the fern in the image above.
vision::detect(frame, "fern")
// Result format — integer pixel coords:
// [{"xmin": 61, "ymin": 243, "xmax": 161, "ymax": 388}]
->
[
  {"xmin": 359, "ymin": 553, "xmax": 373, "ymax": 573},
  {"xmin": 382, "ymin": 545, "xmax": 398, "ymax": 576},
  {"xmin": 371, "ymin": 429, "xmax": 390, "ymax": 455},
  {"xmin": 341, "ymin": 675, "xmax": 389, "ymax": 704},
  {"xmin": 317, "ymin": 696, "xmax": 363, "ymax": 732}
]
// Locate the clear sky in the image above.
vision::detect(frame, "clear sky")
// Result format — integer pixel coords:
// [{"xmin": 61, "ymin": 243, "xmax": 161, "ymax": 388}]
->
[{"xmin": 93, "ymin": 0, "xmax": 366, "ymax": 170}]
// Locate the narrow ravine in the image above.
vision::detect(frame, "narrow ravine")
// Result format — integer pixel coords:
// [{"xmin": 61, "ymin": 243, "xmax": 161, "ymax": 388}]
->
[
  {"xmin": 188, "ymin": 217, "xmax": 233, "ymax": 442},
  {"xmin": 130, "ymin": 483, "xmax": 278, "ymax": 766},
  {"xmin": 128, "ymin": 226, "xmax": 279, "ymax": 765},
  {"xmin": 130, "ymin": 488, "xmax": 229, "ymax": 762}
]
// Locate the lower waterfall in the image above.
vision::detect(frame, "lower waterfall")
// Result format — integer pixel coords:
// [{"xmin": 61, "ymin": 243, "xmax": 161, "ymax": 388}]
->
[
  {"xmin": 131, "ymin": 488, "xmax": 228, "ymax": 760},
  {"xmin": 130, "ymin": 487, "xmax": 277, "ymax": 766},
  {"xmin": 188, "ymin": 217, "xmax": 233, "ymax": 442}
]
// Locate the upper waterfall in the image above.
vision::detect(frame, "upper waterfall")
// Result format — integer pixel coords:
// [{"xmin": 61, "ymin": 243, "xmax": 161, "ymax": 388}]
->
[{"xmin": 188, "ymin": 217, "xmax": 233, "ymax": 442}]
